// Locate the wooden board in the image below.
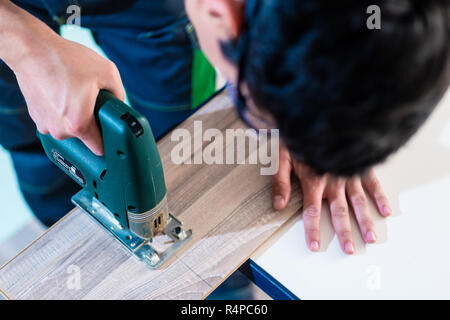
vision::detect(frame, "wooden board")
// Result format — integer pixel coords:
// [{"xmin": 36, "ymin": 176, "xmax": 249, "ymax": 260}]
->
[
  {"xmin": 0, "ymin": 218, "xmax": 46, "ymax": 266},
  {"xmin": 0, "ymin": 291, "xmax": 8, "ymax": 300},
  {"xmin": 0, "ymin": 92, "xmax": 302, "ymax": 299}
]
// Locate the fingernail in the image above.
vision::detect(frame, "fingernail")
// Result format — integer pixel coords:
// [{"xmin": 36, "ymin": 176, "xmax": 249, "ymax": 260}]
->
[
  {"xmin": 310, "ymin": 241, "xmax": 320, "ymax": 252},
  {"xmin": 366, "ymin": 231, "xmax": 377, "ymax": 243},
  {"xmin": 382, "ymin": 205, "xmax": 391, "ymax": 216},
  {"xmin": 345, "ymin": 242, "xmax": 355, "ymax": 254},
  {"xmin": 273, "ymin": 195, "xmax": 284, "ymax": 210}
]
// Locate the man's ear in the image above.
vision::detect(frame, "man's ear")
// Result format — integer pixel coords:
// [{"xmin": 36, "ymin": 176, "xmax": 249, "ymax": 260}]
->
[{"xmin": 202, "ymin": 0, "xmax": 245, "ymax": 39}]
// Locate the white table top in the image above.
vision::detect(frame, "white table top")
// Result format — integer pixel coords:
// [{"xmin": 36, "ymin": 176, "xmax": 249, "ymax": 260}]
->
[{"xmin": 255, "ymin": 90, "xmax": 450, "ymax": 299}]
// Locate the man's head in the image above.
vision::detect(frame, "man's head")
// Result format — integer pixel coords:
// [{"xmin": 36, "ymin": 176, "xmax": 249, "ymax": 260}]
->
[{"xmin": 186, "ymin": 0, "xmax": 450, "ymax": 176}]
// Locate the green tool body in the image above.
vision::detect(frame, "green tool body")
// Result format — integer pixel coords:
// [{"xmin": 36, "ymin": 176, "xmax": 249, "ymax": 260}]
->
[{"xmin": 38, "ymin": 90, "xmax": 191, "ymax": 268}]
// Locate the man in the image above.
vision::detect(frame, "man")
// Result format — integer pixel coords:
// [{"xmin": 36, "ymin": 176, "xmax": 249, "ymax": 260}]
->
[
  {"xmin": 0, "ymin": 0, "xmax": 448, "ymax": 255},
  {"xmin": 0, "ymin": 0, "xmax": 207, "ymax": 226}
]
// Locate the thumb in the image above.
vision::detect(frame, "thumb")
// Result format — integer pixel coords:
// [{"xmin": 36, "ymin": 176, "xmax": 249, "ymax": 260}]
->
[{"xmin": 272, "ymin": 147, "xmax": 292, "ymax": 211}]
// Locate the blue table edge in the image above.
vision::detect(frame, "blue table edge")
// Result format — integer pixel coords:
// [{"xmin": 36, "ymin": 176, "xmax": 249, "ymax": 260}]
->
[{"xmin": 238, "ymin": 259, "xmax": 300, "ymax": 300}]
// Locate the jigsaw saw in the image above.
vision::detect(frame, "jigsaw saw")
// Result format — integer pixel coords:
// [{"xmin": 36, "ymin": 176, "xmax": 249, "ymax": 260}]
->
[{"xmin": 38, "ymin": 90, "xmax": 192, "ymax": 268}]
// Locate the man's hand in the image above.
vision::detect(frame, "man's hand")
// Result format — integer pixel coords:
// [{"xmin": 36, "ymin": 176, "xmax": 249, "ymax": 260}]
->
[
  {"xmin": 16, "ymin": 37, "xmax": 125, "ymax": 155},
  {"xmin": 272, "ymin": 144, "xmax": 391, "ymax": 254},
  {"xmin": 0, "ymin": 1, "xmax": 125, "ymax": 155}
]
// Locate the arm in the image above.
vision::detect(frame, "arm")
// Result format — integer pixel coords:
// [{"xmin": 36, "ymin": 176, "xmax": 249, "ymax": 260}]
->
[
  {"xmin": 0, "ymin": 0, "xmax": 125, "ymax": 155},
  {"xmin": 0, "ymin": 0, "xmax": 67, "ymax": 68}
]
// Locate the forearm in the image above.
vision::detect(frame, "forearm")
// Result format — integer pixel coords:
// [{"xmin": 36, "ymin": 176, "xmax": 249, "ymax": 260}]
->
[{"xmin": 0, "ymin": 0, "xmax": 58, "ymax": 70}]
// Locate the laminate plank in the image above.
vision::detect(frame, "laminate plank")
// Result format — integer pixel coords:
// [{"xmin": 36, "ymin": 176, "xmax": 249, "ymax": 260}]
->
[
  {"xmin": 0, "ymin": 218, "xmax": 46, "ymax": 266},
  {"xmin": 0, "ymin": 92, "xmax": 302, "ymax": 299},
  {"xmin": 0, "ymin": 290, "xmax": 8, "ymax": 300}
]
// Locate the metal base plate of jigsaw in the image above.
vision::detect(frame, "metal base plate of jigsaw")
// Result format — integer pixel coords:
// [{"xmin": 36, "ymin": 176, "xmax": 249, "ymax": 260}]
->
[{"xmin": 72, "ymin": 189, "xmax": 192, "ymax": 269}]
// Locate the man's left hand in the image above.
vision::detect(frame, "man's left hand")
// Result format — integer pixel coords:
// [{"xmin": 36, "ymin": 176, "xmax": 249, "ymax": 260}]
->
[{"xmin": 272, "ymin": 144, "xmax": 392, "ymax": 254}]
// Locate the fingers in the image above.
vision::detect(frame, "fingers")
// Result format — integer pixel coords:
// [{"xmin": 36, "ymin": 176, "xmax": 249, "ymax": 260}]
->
[
  {"xmin": 272, "ymin": 147, "xmax": 292, "ymax": 210},
  {"xmin": 346, "ymin": 177, "xmax": 377, "ymax": 244},
  {"xmin": 36, "ymin": 125, "xmax": 49, "ymax": 135},
  {"xmin": 80, "ymin": 60, "xmax": 124, "ymax": 155},
  {"xmin": 77, "ymin": 117, "xmax": 104, "ymax": 156},
  {"xmin": 99, "ymin": 61, "xmax": 126, "ymax": 101},
  {"xmin": 326, "ymin": 179, "xmax": 355, "ymax": 254},
  {"xmin": 298, "ymin": 169, "xmax": 325, "ymax": 252},
  {"xmin": 362, "ymin": 169, "xmax": 392, "ymax": 217},
  {"xmin": 59, "ymin": 87, "xmax": 104, "ymax": 156},
  {"xmin": 302, "ymin": 187, "xmax": 323, "ymax": 252}
]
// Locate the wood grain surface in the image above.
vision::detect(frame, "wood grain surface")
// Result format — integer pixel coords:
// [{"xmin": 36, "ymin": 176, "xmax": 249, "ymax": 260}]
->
[
  {"xmin": 0, "ymin": 290, "xmax": 8, "ymax": 300},
  {"xmin": 0, "ymin": 92, "xmax": 302, "ymax": 299},
  {"xmin": 0, "ymin": 218, "xmax": 46, "ymax": 266}
]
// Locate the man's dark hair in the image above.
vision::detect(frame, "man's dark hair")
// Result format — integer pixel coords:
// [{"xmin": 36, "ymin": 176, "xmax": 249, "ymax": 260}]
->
[{"xmin": 223, "ymin": 0, "xmax": 450, "ymax": 176}]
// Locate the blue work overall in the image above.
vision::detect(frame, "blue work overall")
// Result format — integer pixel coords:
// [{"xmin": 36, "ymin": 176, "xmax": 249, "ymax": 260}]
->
[{"xmin": 0, "ymin": 0, "xmax": 217, "ymax": 226}]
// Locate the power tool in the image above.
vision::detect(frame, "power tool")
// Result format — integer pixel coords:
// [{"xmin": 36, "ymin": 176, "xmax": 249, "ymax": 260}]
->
[{"xmin": 38, "ymin": 90, "xmax": 192, "ymax": 268}]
